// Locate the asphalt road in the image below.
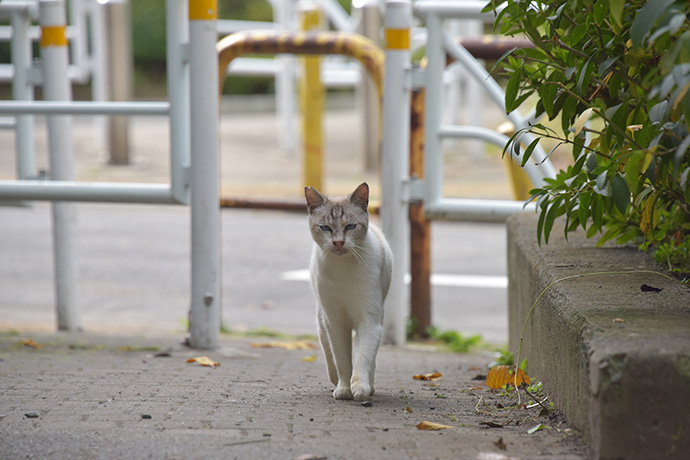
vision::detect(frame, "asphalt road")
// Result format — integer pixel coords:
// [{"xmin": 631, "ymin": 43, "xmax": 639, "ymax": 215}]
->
[
  {"xmin": 0, "ymin": 202, "xmax": 510, "ymax": 344},
  {"xmin": 0, "ymin": 101, "xmax": 517, "ymax": 344}
]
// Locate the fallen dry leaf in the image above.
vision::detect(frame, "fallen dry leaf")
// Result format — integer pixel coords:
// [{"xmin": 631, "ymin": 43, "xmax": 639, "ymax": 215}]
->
[
  {"xmin": 186, "ymin": 356, "xmax": 220, "ymax": 368},
  {"xmin": 19, "ymin": 338, "xmax": 41, "ymax": 349},
  {"xmin": 302, "ymin": 354, "xmax": 317, "ymax": 362},
  {"xmin": 404, "ymin": 406, "xmax": 413, "ymax": 413},
  {"xmin": 249, "ymin": 341, "xmax": 317, "ymax": 351},
  {"xmin": 640, "ymin": 283, "xmax": 662, "ymax": 293},
  {"xmin": 481, "ymin": 421, "xmax": 509, "ymax": 429},
  {"xmin": 413, "ymin": 372, "xmax": 442, "ymax": 381},
  {"xmin": 416, "ymin": 420, "xmax": 453, "ymax": 430},
  {"xmin": 494, "ymin": 436, "xmax": 507, "ymax": 450},
  {"xmin": 486, "ymin": 365, "xmax": 530, "ymax": 389}
]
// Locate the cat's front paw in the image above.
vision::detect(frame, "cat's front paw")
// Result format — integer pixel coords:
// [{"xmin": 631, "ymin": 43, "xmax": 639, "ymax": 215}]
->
[
  {"xmin": 350, "ymin": 378, "xmax": 373, "ymax": 401},
  {"xmin": 333, "ymin": 386, "xmax": 353, "ymax": 400}
]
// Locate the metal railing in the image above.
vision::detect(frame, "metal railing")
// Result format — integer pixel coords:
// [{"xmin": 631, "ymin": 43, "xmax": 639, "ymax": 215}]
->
[
  {"xmin": 379, "ymin": 0, "xmax": 557, "ymax": 344},
  {"xmin": 0, "ymin": 0, "xmax": 223, "ymax": 350}
]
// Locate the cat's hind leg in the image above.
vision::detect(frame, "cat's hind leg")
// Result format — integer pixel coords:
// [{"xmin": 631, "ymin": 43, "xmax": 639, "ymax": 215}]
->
[{"xmin": 317, "ymin": 309, "xmax": 338, "ymax": 386}]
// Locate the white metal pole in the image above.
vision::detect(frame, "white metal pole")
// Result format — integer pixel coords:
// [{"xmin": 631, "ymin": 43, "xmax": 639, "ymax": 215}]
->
[
  {"xmin": 462, "ymin": 19, "xmax": 484, "ymax": 157},
  {"xmin": 381, "ymin": 0, "xmax": 411, "ymax": 346},
  {"xmin": 39, "ymin": 0, "xmax": 79, "ymax": 331},
  {"xmin": 67, "ymin": 0, "xmax": 89, "ymax": 83},
  {"xmin": 188, "ymin": 0, "xmax": 221, "ymax": 349},
  {"xmin": 423, "ymin": 11, "xmax": 444, "ymax": 208},
  {"xmin": 166, "ymin": 0, "xmax": 191, "ymax": 204},
  {"xmin": 355, "ymin": 0, "xmax": 381, "ymax": 172},
  {"xmin": 273, "ymin": 0, "xmax": 297, "ymax": 155},
  {"xmin": 10, "ymin": 7, "xmax": 35, "ymax": 179},
  {"xmin": 89, "ymin": 0, "xmax": 108, "ymax": 154}
]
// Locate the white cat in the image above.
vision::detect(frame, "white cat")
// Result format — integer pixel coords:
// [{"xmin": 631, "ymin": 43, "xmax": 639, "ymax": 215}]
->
[{"xmin": 304, "ymin": 183, "xmax": 393, "ymax": 401}]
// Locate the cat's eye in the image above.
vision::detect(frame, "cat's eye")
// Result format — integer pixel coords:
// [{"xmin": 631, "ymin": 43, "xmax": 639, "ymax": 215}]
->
[
  {"xmin": 345, "ymin": 224, "xmax": 357, "ymax": 231},
  {"xmin": 320, "ymin": 225, "xmax": 332, "ymax": 232}
]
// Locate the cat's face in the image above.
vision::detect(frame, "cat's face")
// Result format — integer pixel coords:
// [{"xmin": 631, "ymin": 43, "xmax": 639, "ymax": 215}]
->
[{"xmin": 305, "ymin": 183, "xmax": 370, "ymax": 256}]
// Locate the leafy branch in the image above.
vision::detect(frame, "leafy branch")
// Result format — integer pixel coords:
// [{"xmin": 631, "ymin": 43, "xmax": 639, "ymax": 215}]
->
[{"xmin": 490, "ymin": 0, "xmax": 690, "ymax": 273}]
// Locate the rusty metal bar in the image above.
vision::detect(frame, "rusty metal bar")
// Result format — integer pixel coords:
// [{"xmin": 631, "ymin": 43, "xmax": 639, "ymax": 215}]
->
[
  {"xmin": 409, "ymin": 86, "xmax": 431, "ymax": 339},
  {"xmin": 217, "ymin": 30, "xmax": 383, "ymax": 99},
  {"xmin": 453, "ymin": 37, "xmax": 534, "ymax": 62},
  {"xmin": 219, "ymin": 196, "xmax": 381, "ymax": 215}
]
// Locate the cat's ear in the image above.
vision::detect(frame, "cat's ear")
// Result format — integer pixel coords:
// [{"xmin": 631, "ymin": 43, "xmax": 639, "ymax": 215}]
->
[
  {"xmin": 305, "ymin": 186, "xmax": 326, "ymax": 214},
  {"xmin": 349, "ymin": 182, "xmax": 369, "ymax": 212}
]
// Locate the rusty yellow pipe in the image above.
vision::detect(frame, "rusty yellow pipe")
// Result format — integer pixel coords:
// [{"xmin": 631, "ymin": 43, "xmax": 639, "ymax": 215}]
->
[
  {"xmin": 217, "ymin": 30, "xmax": 384, "ymax": 103},
  {"xmin": 299, "ymin": 6, "xmax": 324, "ymax": 191}
]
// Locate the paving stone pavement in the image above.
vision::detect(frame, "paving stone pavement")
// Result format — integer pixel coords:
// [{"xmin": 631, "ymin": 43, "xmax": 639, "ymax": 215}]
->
[{"xmin": 0, "ymin": 332, "xmax": 587, "ymax": 460}]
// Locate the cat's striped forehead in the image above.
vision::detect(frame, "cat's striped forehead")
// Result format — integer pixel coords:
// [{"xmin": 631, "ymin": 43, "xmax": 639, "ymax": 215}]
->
[
  {"xmin": 329, "ymin": 203, "xmax": 345, "ymax": 220},
  {"xmin": 309, "ymin": 196, "xmax": 368, "ymax": 226}
]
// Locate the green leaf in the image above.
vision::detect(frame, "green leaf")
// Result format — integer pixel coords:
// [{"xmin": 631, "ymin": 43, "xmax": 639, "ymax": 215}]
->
[
  {"xmin": 577, "ymin": 58, "xmax": 594, "ymax": 96},
  {"xmin": 592, "ymin": 194, "xmax": 604, "ymax": 231},
  {"xmin": 630, "ymin": 0, "xmax": 675, "ymax": 47},
  {"xmin": 561, "ymin": 97, "xmax": 579, "ymax": 136},
  {"xmin": 540, "ymin": 82, "xmax": 559, "ymax": 119},
  {"xmin": 624, "ymin": 151, "xmax": 645, "ymax": 196},
  {"xmin": 544, "ymin": 196, "xmax": 564, "ymax": 244},
  {"xmin": 598, "ymin": 56, "xmax": 618, "ymax": 77},
  {"xmin": 586, "ymin": 222, "xmax": 600, "ymax": 238},
  {"xmin": 649, "ymin": 101, "xmax": 668, "ymax": 124},
  {"xmin": 675, "ymin": 134, "xmax": 690, "ymax": 170},
  {"xmin": 609, "ymin": 0, "xmax": 625, "ymax": 28},
  {"xmin": 528, "ymin": 423, "xmax": 544, "ymax": 435},
  {"xmin": 537, "ymin": 199, "xmax": 547, "ymax": 245},
  {"xmin": 579, "ymin": 192, "xmax": 591, "ymax": 230},
  {"xmin": 522, "ymin": 138, "xmax": 541, "ymax": 167},
  {"xmin": 612, "ymin": 175, "xmax": 630, "ymax": 213},
  {"xmin": 586, "ymin": 152, "xmax": 598, "ymax": 172},
  {"xmin": 597, "ymin": 224, "xmax": 623, "ymax": 247},
  {"xmin": 681, "ymin": 167, "xmax": 690, "ymax": 190},
  {"xmin": 593, "ymin": 0, "xmax": 607, "ymax": 26},
  {"xmin": 571, "ymin": 23, "xmax": 588, "ymax": 46},
  {"xmin": 505, "ymin": 68, "xmax": 523, "ymax": 113},
  {"xmin": 616, "ymin": 227, "xmax": 641, "ymax": 245},
  {"xmin": 608, "ymin": 73, "xmax": 622, "ymax": 99},
  {"xmin": 595, "ymin": 171, "xmax": 610, "ymax": 196},
  {"xmin": 488, "ymin": 47, "xmax": 518, "ymax": 77}
]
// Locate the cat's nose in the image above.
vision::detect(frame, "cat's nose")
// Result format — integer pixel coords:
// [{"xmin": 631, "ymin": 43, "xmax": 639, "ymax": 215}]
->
[{"xmin": 332, "ymin": 238, "xmax": 344, "ymax": 247}]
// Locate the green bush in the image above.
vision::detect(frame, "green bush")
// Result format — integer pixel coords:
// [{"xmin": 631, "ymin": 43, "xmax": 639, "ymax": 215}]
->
[
  {"xmin": 487, "ymin": 0, "xmax": 690, "ymax": 274},
  {"xmin": 132, "ymin": 0, "xmax": 275, "ymax": 96}
]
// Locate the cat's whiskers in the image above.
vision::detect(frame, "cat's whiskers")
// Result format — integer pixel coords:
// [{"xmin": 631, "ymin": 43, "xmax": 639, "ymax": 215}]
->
[{"xmin": 347, "ymin": 244, "xmax": 369, "ymax": 264}]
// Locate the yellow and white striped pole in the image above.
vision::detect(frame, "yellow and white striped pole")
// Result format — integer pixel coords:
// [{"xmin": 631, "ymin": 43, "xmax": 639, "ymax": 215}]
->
[
  {"xmin": 40, "ymin": 0, "xmax": 80, "ymax": 332},
  {"xmin": 299, "ymin": 2, "xmax": 324, "ymax": 192},
  {"xmin": 189, "ymin": 0, "xmax": 221, "ymax": 349},
  {"xmin": 381, "ymin": 0, "xmax": 412, "ymax": 346}
]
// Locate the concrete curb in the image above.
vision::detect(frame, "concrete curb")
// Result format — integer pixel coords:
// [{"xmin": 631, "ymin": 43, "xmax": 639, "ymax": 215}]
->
[{"xmin": 507, "ymin": 214, "xmax": 690, "ymax": 460}]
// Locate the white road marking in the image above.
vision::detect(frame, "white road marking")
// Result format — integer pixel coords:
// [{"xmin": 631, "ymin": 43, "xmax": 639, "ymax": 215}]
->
[{"xmin": 280, "ymin": 269, "xmax": 507, "ymax": 289}]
